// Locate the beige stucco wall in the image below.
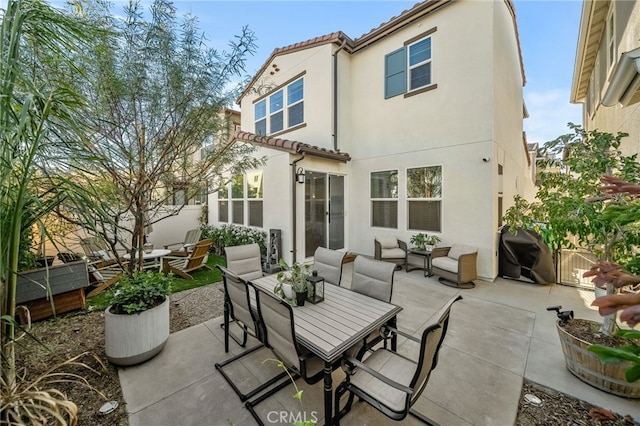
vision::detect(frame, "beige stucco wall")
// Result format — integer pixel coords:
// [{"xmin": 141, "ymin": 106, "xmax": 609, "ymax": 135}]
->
[
  {"xmin": 225, "ymin": 0, "xmax": 527, "ymax": 280},
  {"xmin": 584, "ymin": 0, "xmax": 640, "ymax": 157}
]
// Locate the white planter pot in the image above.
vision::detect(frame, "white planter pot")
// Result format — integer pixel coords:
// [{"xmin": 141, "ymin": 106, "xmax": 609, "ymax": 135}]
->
[
  {"xmin": 282, "ymin": 283, "xmax": 294, "ymax": 299},
  {"xmin": 105, "ymin": 298, "xmax": 170, "ymax": 366}
]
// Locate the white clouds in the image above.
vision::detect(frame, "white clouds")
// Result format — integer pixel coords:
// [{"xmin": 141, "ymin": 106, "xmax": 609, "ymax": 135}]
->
[{"xmin": 524, "ymin": 89, "xmax": 583, "ymax": 144}]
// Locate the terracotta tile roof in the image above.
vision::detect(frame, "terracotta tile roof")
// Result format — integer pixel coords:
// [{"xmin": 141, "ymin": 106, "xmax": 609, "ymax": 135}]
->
[
  {"xmin": 232, "ymin": 131, "xmax": 351, "ymax": 162},
  {"xmin": 237, "ymin": 0, "xmax": 525, "ymax": 104}
]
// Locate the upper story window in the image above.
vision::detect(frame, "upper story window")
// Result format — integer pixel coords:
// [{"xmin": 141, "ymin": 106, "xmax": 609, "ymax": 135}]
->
[
  {"xmin": 255, "ymin": 101, "xmax": 267, "ymax": 136},
  {"xmin": 606, "ymin": 6, "xmax": 616, "ymax": 72},
  {"xmin": 254, "ymin": 76, "xmax": 304, "ymax": 136},
  {"xmin": 385, "ymin": 28, "xmax": 437, "ymax": 99},
  {"xmin": 200, "ymin": 135, "xmax": 214, "ymax": 160}
]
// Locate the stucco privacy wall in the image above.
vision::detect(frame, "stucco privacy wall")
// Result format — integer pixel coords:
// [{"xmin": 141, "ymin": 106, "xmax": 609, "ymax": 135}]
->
[{"xmin": 584, "ymin": 0, "xmax": 640, "ymax": 157}]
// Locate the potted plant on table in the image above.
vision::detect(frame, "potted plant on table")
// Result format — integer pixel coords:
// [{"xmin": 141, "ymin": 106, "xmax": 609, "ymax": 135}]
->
[
  {"xmin": 274, "ymin": 259, "xmax": 311, "ymax": 306},
  {"xmin": 410, "ymin": 233, "xmax": 441, "ymax": 251},
  {"xmin": 105, "ymin": 271, "xmax": 174, "ymax": 366}
]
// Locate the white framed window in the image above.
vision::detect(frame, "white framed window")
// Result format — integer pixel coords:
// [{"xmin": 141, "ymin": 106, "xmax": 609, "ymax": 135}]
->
[
  {"xmin": 606, "ymin": 6, "xmax": 616, "ymax": 73},
  {"xmin": 371, "ymin": 170, "xmax": 398, "ymax": 228},
  {"xmin": 200, "ymin": 135, "xmax": 214, "ymax": 160},
  {"xmin": 408, "ymin": 37, "xmax": 432, "ymax": 91},
  {"xmin": 254, "ymin": 77, "xmax": 304, "ymax": 135},
  {"xmin": 406, "ymin": 165, "xmax": 442, "ymax": 232},
  {"xmin": 218, "ymin": 171, "xmax": 264, "ymax": 227},
  {"xmin": 247, "ymin": 171, "xmax": 263, "ymax": 227},
  {"xmin": 231, "ymin": 174, "xmax": 244, "ymax": 225},
  {"xmin": 255, "ymin": 100, "xmax": 267, "ymax": 136},
  {"xmin": 385, "ymin": 28, "xmax": 436, "ymax": 99},
  {"xmin": 218, "ymin": 184, "xmax": 228, "ymax": 222}
]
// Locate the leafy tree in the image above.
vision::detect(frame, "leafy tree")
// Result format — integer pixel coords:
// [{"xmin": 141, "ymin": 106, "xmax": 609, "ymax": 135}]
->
[
  {"xmin": 61, "ymin": 0, "xmax": 263, "ymax": 269},
  {"xmin": 0, "ymin": 0, "xmax": 107, "ymax": 421},
  {"xmin": 503, "ymin": 124, "xmax": 640, "ymax": 334}
]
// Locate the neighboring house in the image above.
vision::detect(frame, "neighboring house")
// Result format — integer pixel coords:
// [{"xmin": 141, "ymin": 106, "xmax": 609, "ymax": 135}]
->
[
  {"xmin": 150, "ymin": 108, "xmax": 242, "ymax": 248},
  {"xmin": 210, "ymin": 0, "xmax": 534, "ymax": 280},
  {"xmin": 570, "ymin": 0, "xmax": 640, "ymax": 156}
]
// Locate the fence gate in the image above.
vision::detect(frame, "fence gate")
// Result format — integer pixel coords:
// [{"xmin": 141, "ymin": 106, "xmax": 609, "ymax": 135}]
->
[{"xmin": 557, "ymin": 249, "xmax": 598, "ymax": 289}]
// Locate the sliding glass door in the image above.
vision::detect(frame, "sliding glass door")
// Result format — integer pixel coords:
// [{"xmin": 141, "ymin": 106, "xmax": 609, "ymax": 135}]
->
[{"xmin": 305, "ymin": 172, "xmax": 345, "ymax": 257}]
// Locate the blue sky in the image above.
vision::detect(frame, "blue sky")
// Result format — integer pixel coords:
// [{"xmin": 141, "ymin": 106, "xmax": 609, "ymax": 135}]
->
[{"xmin": 57, "ymin": 0, "xmax": 585, "ymax": 145}]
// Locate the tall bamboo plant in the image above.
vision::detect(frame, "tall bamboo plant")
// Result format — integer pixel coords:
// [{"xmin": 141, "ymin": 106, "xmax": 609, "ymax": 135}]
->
[{"xmin": 1, "ymin": 0, "xmax": 105, "ymax": 422}]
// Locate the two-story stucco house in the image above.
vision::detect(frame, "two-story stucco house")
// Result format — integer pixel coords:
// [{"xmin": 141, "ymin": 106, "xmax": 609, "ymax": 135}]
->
[
  {"xmin": 570, "ymin": 0, "xmax": 640, "ymax": 155},
  {"xmin": 209, "ymin": 0, "xmax": 534, "ymax": 281}
]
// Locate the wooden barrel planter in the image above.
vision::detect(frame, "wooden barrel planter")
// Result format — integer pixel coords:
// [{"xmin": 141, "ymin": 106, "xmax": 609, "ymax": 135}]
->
[{"xmin": 556, "ymin": 320, "xmax": 640, "ymax": 398}]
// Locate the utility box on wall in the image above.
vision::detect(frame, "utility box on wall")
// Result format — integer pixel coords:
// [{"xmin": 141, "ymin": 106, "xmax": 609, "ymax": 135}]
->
[{"xmin": 263, "ymin": 229, "xmax": 282, "ymax": 274}]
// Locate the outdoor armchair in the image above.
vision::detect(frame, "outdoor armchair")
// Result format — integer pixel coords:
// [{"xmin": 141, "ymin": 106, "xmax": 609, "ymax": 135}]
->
[
  {"xmin": 334, "ymin": 295, "xmax": 463, "ymax": 424},
  {"xmin": 431, "ymin": 244, "xmax": 478, "ymax": 289},
  {"xmin": 374, "ymin": 236, "xmax": 408, "ymax": 270},
  {"xmin": 162, "ymin": 239, "xmax": 212, "ymax": 279},
  {"xmin": 313, "ymin": 246, "xmax": 346, "ymax": 286},
  {"xmin": 85, "ymin": 260, "xmax": 126, "ymax": 298},
  {"xmin": 80, "ymin": 236, "xmax": 120, "ymax": 262},
  {"xmin": 163, "ymin": 228, "xmax": 202, "ymax": 256}
]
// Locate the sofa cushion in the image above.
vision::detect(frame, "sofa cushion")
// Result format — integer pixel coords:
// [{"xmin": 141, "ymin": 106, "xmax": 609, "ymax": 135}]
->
[
  {"xmin": 381, "ymin": 247, "xmax": 406, "ymax": 259},
  {"xmin": 431, "ymin": 256, "xmax": 459, "ymax": 274},
  {"xmin": 448, "ymin": 244, "xmax": 477, "ymax": 260},
  {"xmin": 376, "ymin": 236, "xmax": 399, "ymax": 249}
]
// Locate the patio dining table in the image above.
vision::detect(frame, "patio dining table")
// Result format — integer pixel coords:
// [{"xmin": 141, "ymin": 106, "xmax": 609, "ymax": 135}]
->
[{"xmin": 251, "ymin": 275, "xmax": 403, "ymax": 425}]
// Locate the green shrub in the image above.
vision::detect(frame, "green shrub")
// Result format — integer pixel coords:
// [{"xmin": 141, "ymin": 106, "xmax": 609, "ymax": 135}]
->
[
  {"xmin": 109, "ymin": 271, "xmax": 173, "ymax": 315},
  {"xmin": 201, "ymin": 224, "xmax": 267, "ymax": 256}
]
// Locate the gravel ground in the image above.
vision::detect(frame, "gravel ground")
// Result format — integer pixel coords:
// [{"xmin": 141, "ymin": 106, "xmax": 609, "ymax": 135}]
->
[{"xmin": 169, "ymin": 281, "xmax": 225, "ymax": 333}]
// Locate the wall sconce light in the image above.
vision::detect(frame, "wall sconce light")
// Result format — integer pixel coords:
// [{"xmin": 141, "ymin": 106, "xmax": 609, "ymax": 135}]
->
[{"xmin": 296, "ymin": 167, "xmax": 306, "ymax": 184}]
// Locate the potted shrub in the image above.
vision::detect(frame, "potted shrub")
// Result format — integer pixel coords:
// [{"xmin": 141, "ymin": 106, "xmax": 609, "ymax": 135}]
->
[
  {"xmin": 274, "ymin": 259, "xmax": 311, "ymax": 306},
  {"xmin": 410, "ymin": 233, "xmax": 441, "ymax": 251},
  {"xmin": 104, "ymin": 271, "xmax": 174, "ymax": 366}
]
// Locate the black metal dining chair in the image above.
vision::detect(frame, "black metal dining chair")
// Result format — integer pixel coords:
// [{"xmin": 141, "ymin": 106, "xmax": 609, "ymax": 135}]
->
[
  {"xmin": 245, "ymin": 287, "xmax": 327, "ymax": 425},
  {"xmin": 334, "ymin": 295, "xmax": 463, "ymax": 425},
  {"xmin": 346, "ymin": 256, "xmax": 397, "ymax": 359},
  {"xmin": 214, "ymin": 265, "xmax": 287, "ymax": 402}
]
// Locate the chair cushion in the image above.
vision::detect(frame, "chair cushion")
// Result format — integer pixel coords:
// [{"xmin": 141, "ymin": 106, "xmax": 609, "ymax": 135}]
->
[
  {"xmin": 381, "ymin": 248, "xmax": 406, "ymax": 259},
  {"xmin": 447, "ymin": 244, "xmax": 477, "ymax": 260},
  {"xmin": 431, "ymin": 256, "xmax": 459, "ymax": 274},
  {"xmin": 376, "ymin": 236, "xmax": 399, "ymax": 249},
  {"xmin": 313, "ymin": 247, "xmax": 346, "ymax": 286},
  {"xmin": 350, "ymin": 348, "xmax": 414, "ymax": 412},
  {"xmin": 92, "ymin": 250, "xmax": 111, "ymax": 261}
]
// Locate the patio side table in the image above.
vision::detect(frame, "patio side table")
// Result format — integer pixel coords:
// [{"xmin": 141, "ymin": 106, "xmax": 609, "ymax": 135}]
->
[{"xmin": 406, "ymin": 249, "xmax": 433, "ymax": 277}]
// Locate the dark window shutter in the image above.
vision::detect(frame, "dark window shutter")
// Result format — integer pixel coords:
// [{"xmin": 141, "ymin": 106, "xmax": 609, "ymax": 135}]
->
[{"xmin": 385, "ymin": 47, "xmax": 407, "ymax": 99}]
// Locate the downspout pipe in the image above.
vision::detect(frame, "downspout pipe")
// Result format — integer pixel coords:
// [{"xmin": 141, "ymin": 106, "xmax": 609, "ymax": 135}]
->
[
  {"xmin": 332, "ymin": 39, "xmax": 347, "ymax": 152},
  {"xmin": 291, "ymin": 154, "xmax": 305, "ymax": 263}
]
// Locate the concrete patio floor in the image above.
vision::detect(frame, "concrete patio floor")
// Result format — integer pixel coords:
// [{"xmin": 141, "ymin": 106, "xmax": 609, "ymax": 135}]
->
[{"xmin": 119, "ymin": 263, "xmax": 640, "ymax": 425}]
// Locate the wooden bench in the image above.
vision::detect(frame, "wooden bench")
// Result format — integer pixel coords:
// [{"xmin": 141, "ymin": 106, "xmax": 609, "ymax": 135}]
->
[{"xmin": 16, "ymin": 260, "xmax": 90, "ymax": 322}]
